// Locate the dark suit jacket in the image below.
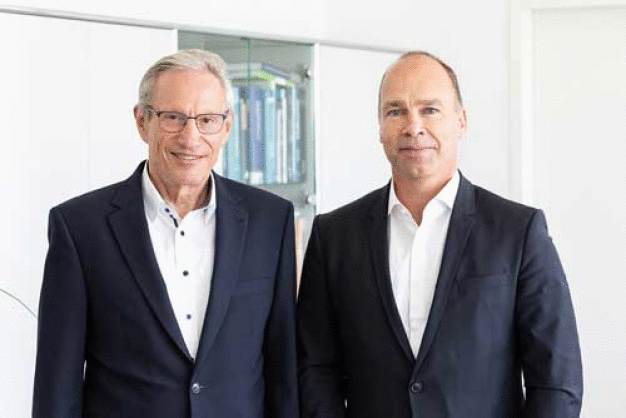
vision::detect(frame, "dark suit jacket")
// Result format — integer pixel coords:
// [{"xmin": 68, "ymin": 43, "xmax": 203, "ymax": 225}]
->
[
  {"xmin": 33, "ymin": 162, "xmax": 299, "ymax": 418},
  {"xmin": 297, "ymin": 174, "xmax": 582, "ymax": 418}
]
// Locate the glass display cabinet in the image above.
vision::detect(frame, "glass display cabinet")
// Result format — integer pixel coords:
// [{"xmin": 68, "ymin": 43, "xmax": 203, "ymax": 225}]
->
[{"xmin": 179, "ymin": 32, "xmax": 316, "ymax": 277}]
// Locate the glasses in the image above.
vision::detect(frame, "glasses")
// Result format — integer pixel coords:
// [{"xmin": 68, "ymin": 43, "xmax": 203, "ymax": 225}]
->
[{"xmin": 144, "ymin": 106, "xmax": 229, "ymax": 134}]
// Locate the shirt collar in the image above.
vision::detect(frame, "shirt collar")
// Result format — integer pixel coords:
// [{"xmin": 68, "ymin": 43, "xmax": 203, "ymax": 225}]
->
[
  {"xmin": 142, "ymin": 162, "xmax": 216, "ymax": 224},
  {"xmin": 387, "ymin": 170, "xmax": 460, "ymax": 216}
]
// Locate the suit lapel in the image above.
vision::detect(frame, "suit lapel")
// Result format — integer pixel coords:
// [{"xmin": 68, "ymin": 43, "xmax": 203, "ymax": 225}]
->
[
  {"xmin": 194, "ymin": 174, "xmax": 248, "ymax": 368},
  {"xmin": 107, "ymin": 162, "xmax": 192, "ymax": 361},
  {"xmin": 366, "ymin": 184, "xmax": 415, "ymax": 363},
  {"xmin": 413, "ymin": 174, "xmax": 476, "ymax": 372}
]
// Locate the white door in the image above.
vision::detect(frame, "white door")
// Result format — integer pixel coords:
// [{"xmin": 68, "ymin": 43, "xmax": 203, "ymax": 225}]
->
[
  {"xmin": 0, "ymin": 12, "xmax": 176, "ymax": 417},
  {"xmin": 532, "ymin": 6, "xmax": 626, "ymax": 417}
]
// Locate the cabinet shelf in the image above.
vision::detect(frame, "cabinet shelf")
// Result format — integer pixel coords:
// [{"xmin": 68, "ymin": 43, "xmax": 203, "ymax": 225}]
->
[{"xmin": 178, "ymin": 31, "xmax": 316, "ymax": 278}]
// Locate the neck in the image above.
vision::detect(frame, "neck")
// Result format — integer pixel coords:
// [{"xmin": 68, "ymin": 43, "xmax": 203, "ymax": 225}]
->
[
  {"xmin": 393, "ymin": 170, "xmax": 455, "ymax": 225},
  {"xmin": 149, "ymin": 173, "xmax": 210, "ymax": 219}
]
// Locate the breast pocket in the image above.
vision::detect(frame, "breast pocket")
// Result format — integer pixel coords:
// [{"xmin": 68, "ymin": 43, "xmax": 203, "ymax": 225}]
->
[
  {"xmin": 456, "ymin": 272, "xmax": 513, "ymax": 293},
  {"xmin": 234, "ymin": 276, "xmax": 274, "ymax": 296}
]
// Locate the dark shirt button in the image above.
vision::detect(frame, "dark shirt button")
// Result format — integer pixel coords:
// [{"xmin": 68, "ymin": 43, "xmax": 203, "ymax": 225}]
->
[
  {"xmin": 410, "ymin": 381, "xmax": 423, "ymax": 394},
  {"xmin": 186, "ymin": 314, "xmax": 192, "ymax": 320},
  {"xmin": 164, "ymin": 208, "xmax": 170, "ymax": 213},
  {"xmin": 191, "ymin": 383, "xmax": 201, "ymax": 394},
  {"xmin": 183, "ymin": 270, "xmax": 189, "ymax": 277},
  {"xmin": 180, "ymin": 230, "xmax": 185, "ymax": 236}
]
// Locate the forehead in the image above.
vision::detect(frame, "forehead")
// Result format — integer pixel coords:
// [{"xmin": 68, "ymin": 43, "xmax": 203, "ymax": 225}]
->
[
  {"xmin": 150, "ymin": 69, "xmax": 226, "ymax": 108},
  {"xmin": 381, "ymin": 56, "xmax": 456, "ymax": 104}
]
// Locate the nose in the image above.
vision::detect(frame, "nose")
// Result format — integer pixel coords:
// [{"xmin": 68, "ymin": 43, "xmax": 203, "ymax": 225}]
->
[
  {"xmin": 402, "ymin": 110, "xmax": 425, "ymax": 137},
  {"xmin": 178, "ymin": 117, "xmax": 202, "ymax": 144}
]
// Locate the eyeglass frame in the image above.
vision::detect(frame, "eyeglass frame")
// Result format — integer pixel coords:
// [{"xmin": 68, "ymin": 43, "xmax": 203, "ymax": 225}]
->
[{"xmin": 143, "ymin": 105, "xmax": 230, "ymax": 135}]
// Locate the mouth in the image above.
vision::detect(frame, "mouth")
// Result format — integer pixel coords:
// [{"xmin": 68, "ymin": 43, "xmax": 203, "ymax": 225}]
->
[
  {"xmin": 399, "ymin": 146, "xmax": 436, "ymax": 152},
  {"xmin": 170, "ymin": 152, "xmax": 205, "ymax": 161}
]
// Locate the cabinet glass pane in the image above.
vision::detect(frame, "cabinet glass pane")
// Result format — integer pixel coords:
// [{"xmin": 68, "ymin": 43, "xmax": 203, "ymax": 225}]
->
[{"xmin": 178, "ymin": 32, "xmax": 315, "ymax": 279}]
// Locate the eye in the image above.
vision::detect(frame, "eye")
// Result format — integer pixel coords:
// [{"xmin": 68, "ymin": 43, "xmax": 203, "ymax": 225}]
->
[
  {"xmin": 160, "ymin": 112, "xmax": 181, "ymax": 121},
  {"xmin": 421, "ymin": 107, "xmax": 440, "ymax": 115},
  {"xmin": 198, "ymin": 115, "xmax": 218, "ymax": 125},
  {"xmin": 385, "ymin": 108, "xmax": 403, "ymax": 117}
]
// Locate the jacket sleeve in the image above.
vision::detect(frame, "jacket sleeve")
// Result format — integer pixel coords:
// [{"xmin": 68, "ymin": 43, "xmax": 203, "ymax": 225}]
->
[
  {"xmin": 33, "ymin": 208, "xmax": 87, "ymax": 418},
  {"xmin": 263, "ymin": 202, "xmax": 299, "ymax": 418},
  {"xmin": 516, "ymin": 210, "xmax": 583, "ymax": 417},
  {"xmin": 297, "ymin": 216, "xmax": 346, "ymax": 418}
]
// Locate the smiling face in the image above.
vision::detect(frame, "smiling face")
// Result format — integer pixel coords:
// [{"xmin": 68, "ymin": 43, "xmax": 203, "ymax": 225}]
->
[
  {"xmin": 379, "ymin": 55, "xmax": 467, "ymax": 184},
  {"xmin": 134, "ymin": 69, "xmax": 231, "ymax": 194}
]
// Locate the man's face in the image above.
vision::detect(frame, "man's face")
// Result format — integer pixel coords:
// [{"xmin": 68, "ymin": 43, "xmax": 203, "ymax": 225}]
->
[
  {"xmin": 379, "ymin": 55, "xmax": 466, "ymax": 183},
  {"xmin": 135, "ymin": 69, "xmax": 231, "ymax": 191}
]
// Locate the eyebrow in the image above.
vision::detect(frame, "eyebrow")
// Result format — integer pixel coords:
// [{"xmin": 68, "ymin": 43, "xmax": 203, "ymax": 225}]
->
[
  {"xmin": 416, "ymin": 98, "xmax": 443, "ymax": 107},
  {"xmin": 382, "ymin": 98, "xmax": 444, "ymax": 110}
]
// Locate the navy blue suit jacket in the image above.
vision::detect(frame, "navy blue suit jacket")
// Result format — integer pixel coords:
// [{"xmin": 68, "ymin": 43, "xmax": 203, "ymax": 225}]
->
[
  {"xmin": 33, "ymin": 162, "xmax": 299, "ymax": 418},
  {"xmin": 297, "ymin": 174, "xmax": 582, "ymax": 418}
]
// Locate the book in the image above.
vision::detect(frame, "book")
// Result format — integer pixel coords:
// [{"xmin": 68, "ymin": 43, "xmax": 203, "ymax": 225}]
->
[
  {"xmin": 238, "ymin": 91, "xmax": 250, "ymax": 183},
  {"xmin": 287, "ymin": 86, "xmax": 302, "ymax": 182},
  {"xmin": 225, "ymin": 86, "xmax": 242, "ymax": 181},
  {"xmin": 246, "ymin": 85, "xmax": 265, "ymax": 185},
  {"xmin": 263, "ymin": 91, "xmax": 277, "ymax": 184},
  {"xmin": 276, "ymin": 86, "xmax": 289, "ymax": 183}
]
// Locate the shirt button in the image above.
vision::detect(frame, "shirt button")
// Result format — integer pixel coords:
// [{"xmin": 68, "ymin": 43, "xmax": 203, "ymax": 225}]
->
[
  {"xmin": 409, "ymin": 381, "xmax": 423, "ymax": 394},
  {"xmin": 182, "ymin": 270, "xmax": 189, "ymax": 277},
  {"xmin": 180, "ymin": 230, "xmax": 185, "ymax": 236},
  {"xmin": 191, "ymin": 383, "xmax": 201, "ymax": 394}
]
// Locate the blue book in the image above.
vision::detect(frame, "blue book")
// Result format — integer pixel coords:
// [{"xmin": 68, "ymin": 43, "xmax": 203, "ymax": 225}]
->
[
  {"xmin": 288, "ymin": 86, "xmax": 302, "ymax": 182},
  {"xmin": 276, "ymin": 86, "xmax": 289, "ymax": 183},
  {"xmin": 263, "ymin": 90, "xmax": 277, "ymax": 184},
  {"xmin": 247, "ymin": 85, "xmax": 265, "ymax": 185},
  {"xmin": 225, "ymin": 86, "xmax": 242, "ymax": 181}
]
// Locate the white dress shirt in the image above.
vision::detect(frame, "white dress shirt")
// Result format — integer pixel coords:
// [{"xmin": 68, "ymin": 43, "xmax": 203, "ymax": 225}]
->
[
  {"xmin": 142, "ymin": 164, "xmax": 216, "ymax": 359},
  {"xmin": 387, "ymin": 171, "xmax": 459, "ymax": 357}
]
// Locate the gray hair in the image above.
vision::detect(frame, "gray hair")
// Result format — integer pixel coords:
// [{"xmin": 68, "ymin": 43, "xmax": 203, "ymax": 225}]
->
[
  {"xmin": 378, "ymin": 50, "xmax": 463, "ymax": 116},
  {"xmin": 138, "ymin": 49, "xmax": 233, "ymax": 111}
]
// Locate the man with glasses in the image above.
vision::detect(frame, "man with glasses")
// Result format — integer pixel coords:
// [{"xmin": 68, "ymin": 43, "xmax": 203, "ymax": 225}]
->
[
  {"xmin": 297, "ymin": 51, "xmax": 582, "ymax": 417},
  {"xmin": 33, "ymin": 49, "xmax": 298, "ymax": 418}
]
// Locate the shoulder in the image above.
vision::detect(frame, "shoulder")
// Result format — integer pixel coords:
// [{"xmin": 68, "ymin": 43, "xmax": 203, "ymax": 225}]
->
[
  {"xmin": 473, "ymin": 184, "xmax": 537, "ymax": 217},
  {"xmin": 468, "ymin": 181, "xmax": 544, "ymax": 236},
  {"xmin": 52, "ymin": 180, "xmax": 127, "ymax": 218},
  {"xmin": 315, "ymin": 184, "xmax": 388, "ymax": 229},
  {"xmin": 217, "ymin": 175, "xmax": 293, "ymax": 214}
]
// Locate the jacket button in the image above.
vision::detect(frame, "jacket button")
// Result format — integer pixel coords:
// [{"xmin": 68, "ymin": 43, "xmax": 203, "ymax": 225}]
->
[
  {"xmin": 191, "ymin": 383, "xmax": 201, "ymax": 394},
  {"xmin": 410, "ymin": 381, "xmax": 423, "ymax": 394}
]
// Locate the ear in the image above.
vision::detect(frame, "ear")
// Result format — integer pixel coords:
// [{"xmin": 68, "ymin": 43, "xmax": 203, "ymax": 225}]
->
[
  {"xmin": 134, "ymin": 105, "xmax": 149, "ymax": 143},
  {"xmin": 223, "ymin": 112, "xmax": 233, "ymax": 136},
  {"xmin": 457, "ymin": 108, "xmax": 468, "ymax": 137}
]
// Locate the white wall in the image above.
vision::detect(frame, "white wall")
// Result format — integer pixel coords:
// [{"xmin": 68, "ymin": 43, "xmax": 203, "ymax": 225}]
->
[
  {"xmin": 0, "ymin": 13, "xmax": 176, "ymax": 417},
  {"xmin": 531, "ymin": 6, "xmax": 626, "ymax": 416},
  {"xmin": 316, "ymin": 45, "xmax": 396, "ymax": 212},
  {"xmin": 5, "ymin": 0, "xmax": 511, "ymax": 195}
]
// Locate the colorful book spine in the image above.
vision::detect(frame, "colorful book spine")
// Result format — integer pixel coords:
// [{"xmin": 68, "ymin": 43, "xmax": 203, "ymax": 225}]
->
[
  {"xmin": 276, "ymin": 86, "xmax": 289, "ymax": 183},
  {"xmin": 238, "ymin": 89, "xmax": 250, "ymax": 183},
  {"xmin": 225, "ymin": 86, "xmax": 242, "ymax": 181},
  {"xmin": 247, "ymin": 85, "xmax": 265, "ymax": 185},
  {"xmin": 263, "ymin": 90, "xmax": 277, "ymax": 184},
  {"xmin": 288, "ymin": 86, "xmax": 302, "ymax": 182}
]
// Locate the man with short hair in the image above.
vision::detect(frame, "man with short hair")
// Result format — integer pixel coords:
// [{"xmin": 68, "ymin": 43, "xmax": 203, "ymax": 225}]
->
[
  {"xmin": 297, "ymin": 51, "xmax": 582, "ymax": 418},
  {"xmin": 33, "ymin": 49, "xmax": 298, "ymax": 418}
]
